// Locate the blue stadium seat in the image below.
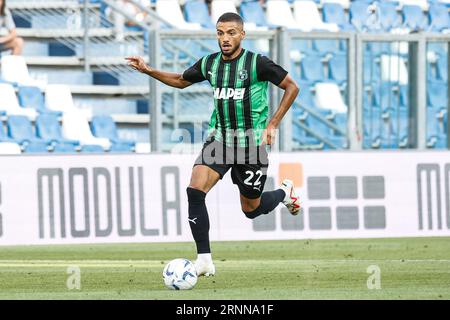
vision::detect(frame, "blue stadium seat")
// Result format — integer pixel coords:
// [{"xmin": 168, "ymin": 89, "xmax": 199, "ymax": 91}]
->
[
  {"xmin": 17, "ymin": 86, "xmax": 62, "ymax": 116},
  {"xmin": 429, "ymin": 2, "xmax": 450, "ymax": 32},
  {"xmin": 23, "ymin": 141, "xmax": 49, "ymax": 153},
  {"xmin": 349, "ymin": 1, "xmax": 372, "ymax": 32},
  {"xmin": 110, "ymin": 142, "xmax": 134, "ymax": 153},
  {"xmin": 312, "ymin": 39, "xmax": 343, "ymax": 55},
  {"xmin": 35, "ymin": 114, "xmax": 79, "ymax": 146},
  {"xmin": 436, "ymin": 57, "xmax": 448, "ymax": 82},
  {"xmin": 7, "ymin": 115, "xmax": 50, "ymax": 145},
  {"xmin": 322, "ymin": 3, "xmax": 356, "ymax": 31},
  {"xmin": 363, "ymin": 57, "xmax": 381, "ymax": 84},
  {"xmin": 0, "ymin": 122, "xmax": 15, "ymax": 142},
  {"xmin": 363, "ymin": 108, "xmax": 382, "ymax": 148},
  {"xmin": 53, "ymin": 143, "xmax": 77, "ymax": 153},
  {"xmin": 371, "ymin": 83, "xmax": 401, "ymax": 114},
  {"xmin": 184, "ymin": 0, "xmax": 215, "ymax": 29},
  {"xmin": 300, "ymin": 56, "xmax": 325, "ymax": 82},
  {"xmin": 399, "ymin": 85, "xmax": 409, "ymax": 108},
  {"xmin": 305, "ymin": 108, "xmax": 346, "ymax": 149},
  {"xmin": 292, "ymin": 120, "xmax": 322, "ymax": 147},
  {"xmin": 80, "ymin": 144, "xmax": 104, "ymax": 153},
  {"xmin": 91, "ymin": 115, "xmax": 135, "ymax": 147},
  {"xmin": 366, "ymin": 42, "xmax": 391, "ymax": 56},
  {"xmin": 328, "ymin": 54, "xmax": 347, "ymax": 85},
  {"xmin": 388, "ymin": 107, "xmax": 409, "ymax": 148},
  {"xmin": 427, "ymin": 81, "xmax": 447, "ymax": 111},
  {"xmin": 402, "ymin": 5, "xmax": 429, "ymax": 32},
  {"xmin": 377, "ymin": 1, "xmax": 402, "ymax": 32},
  {"xmin": 240, "ymin": 0, "xmax": 271, "ymax": 28}
]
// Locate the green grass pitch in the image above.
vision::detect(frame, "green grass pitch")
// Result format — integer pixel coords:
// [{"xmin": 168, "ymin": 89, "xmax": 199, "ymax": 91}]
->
[{"xmin": 0, "ymin": 237, "xmax": 449, "ymax": 299}]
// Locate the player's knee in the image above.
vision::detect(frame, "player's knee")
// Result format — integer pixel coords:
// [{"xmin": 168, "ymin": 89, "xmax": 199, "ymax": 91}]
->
[
  {"xmin": 186, "ymin": 187, "xmax": 206, "ymax": 204},
  {"xmin": 242, "ymin": 207, "xmax": 261, "ymax": 220}
]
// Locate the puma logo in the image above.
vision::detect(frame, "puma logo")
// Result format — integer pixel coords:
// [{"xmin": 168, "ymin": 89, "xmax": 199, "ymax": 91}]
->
[
  {"xmin": 253, "ymin": 185, "xmax": 261, "ymax": 191},
  {"xmin": 188, "ymin": 217, "xmax": 198, "ymax": 224}
]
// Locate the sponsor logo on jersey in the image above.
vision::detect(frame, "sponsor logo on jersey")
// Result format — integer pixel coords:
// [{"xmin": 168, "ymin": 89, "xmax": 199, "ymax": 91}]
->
[{"xmin": 213, "ymin": 88, "xmax": 246, "ymax": 100}]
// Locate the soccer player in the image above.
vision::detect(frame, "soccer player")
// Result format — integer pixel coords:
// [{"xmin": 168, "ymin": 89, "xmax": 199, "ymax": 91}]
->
[{"xmin": 126, "ymin": 12, "xmax": 302, "ymax": 277}]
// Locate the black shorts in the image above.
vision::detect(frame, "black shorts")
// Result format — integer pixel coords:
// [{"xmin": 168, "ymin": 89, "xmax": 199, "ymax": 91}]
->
[{"xmin": 193, "ymin": 137, "xmax": 269, "ymax": 199}]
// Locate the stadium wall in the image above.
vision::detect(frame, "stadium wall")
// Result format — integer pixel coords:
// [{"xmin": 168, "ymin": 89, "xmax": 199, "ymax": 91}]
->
[{"xmin": 0, "ymin": 151, "xmax": 450, "ymax": 246}]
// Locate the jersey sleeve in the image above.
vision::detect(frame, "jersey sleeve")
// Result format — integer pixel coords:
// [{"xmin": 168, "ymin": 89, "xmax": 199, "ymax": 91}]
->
[
  {"xmin": 256, "ymin": 55, "xmax": 288, "ymax": 86},
  {"xmin": 182, "ymin": 58, "xmax": 206, "ymax": 84}
]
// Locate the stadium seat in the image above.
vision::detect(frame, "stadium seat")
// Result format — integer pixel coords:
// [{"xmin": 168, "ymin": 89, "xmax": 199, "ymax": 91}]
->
[
  {"xmin": 312, "ymin": 39, "xmax": 343, "ymax": 55},
  {"xmin": 292, "ymin": 0, "xmax": 339, "ymax": 32},
  {"xmin": 35, "ymin": 114, "xmax": 79, "ymax": 146},
  {"xmin": 80, "ymin": 144, "xmax": 105, "ymax": 153},
  {"xmin": 328, "ymin": 54, "xmax": 347, "ymax": 84},
  {"xmin": 349, "ymin": 1, "xmax": 373, "ymax": 32},
  {"xmin": 184, "ymin": 0, "xmax": 215, "ymax": 29},
  {"xmin": 210, "ymin": 0, "xmax": 238, "ymax": 25},
  {"xmin": 321, "ymin": 0, "xmax": 350, "ymax": 9},
  {"xmin": 380, "ymin": 55, "xmax": 408, "ymax": 85},
  {"xmin": 266, "ymin": 0, "xmax": 300, "ymax": 29},
  {"xmin": 401, "ymin": 5, "xmax": 429, "ymax": 32},
  {"xmin": 314, "ymin": 82, "xmax": 348, "ymax": 113},
  {"xmin": 156, "ymin": 0, "xmax": 202, "ymax": 30},
  {"xmin": 322, "ymin": 3, "xmax": 356, "ymax": 31},
  {"xmin": 6, "ymin": 115, "xmax": 50, "ymax": 145},
  {"xmin": 62, "ymin": 111, "xmax": 111, "ymax": 150},
  {"xmin": 377, "ymin": 1, "xmax": 403, "ymax": 32},
  {"xmin": 363, "ymin": 57, "xmax": 382, "ymax": 84},
  {"xmin": 0, "ymin": 56, "xmax": 46, "ymax": 89},
  {"xmin": 109, "ymin": 142, "xmax": 134, "ymax": 153},
  {"xmin": 52, "ymin": 143, "xmax": 77, "ymax": 153},
  {"xmin": 240, "ymin": 0, "xmax": 272, "ymax": 28},
  {"xmin": 371, "ymin": 83, "xmax": 400, "ymax": 114},
  {"xmin": 366, "ymin": 42, "xmax": 391, "ymax": 56},
  {"xmin": 429, "ymin": 2, "xmax": 450, "ymax": 33},
  {"xmin": 23, "ymin": 141, "xmax": 49, "ymax": 153},
  {"xmin": 398, "ymin": 0, "xmax": 429, "ymax": 10},
  {"xmin": 0, "ymin": 84, "xmax": 38, "ymax": 120},
  {"xmin": 389, "ymin": 107, "xmax": 409, "ymax": 148},
  {"xmin": 304, "ymin": 108, "xmax": 347, "ymax": 149},
  {"xmin": 436, "ymin": 57, "xmax": 448, "ymax": 81},
  {"xmin": 45, "ymin": 84, "xmax": 92, "ymax": 117},
  {"xmin": 0, "ymin": 142, "xmax": 21, "ymax": 154},
  {"xmin": 91, "ymin": 115, "xmax": 135, "ymax": 147},
  {"xmin": 300, "ymin": 56, "xmax": 325, "ymax": 82},
  {"xmin": 17, "ymin": 86, "xmax": 62, "ymax": 116},
  {"xmin": 363, "ymin": 108, "xmax": 382, "ymax": 148},
  {"xmin": 427, "ymin": 81, "xmax": 447, "ymax": 111},
  {"xmin": 0, "ymin": 121, "xmax": 15, "ymax": 143}
]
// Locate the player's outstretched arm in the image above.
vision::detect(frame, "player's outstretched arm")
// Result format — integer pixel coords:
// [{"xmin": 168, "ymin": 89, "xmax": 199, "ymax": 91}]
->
[
  {"xmin": 125, "ymin": 56, "xmax": 193, "ymax": 89},
  {"xmin": 263, "ymin": 74, "xmax": 299, "ymax": 145}
]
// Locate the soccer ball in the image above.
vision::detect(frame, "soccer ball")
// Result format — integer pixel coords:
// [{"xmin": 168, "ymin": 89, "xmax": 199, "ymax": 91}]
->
[{"xmin": 163, "ymin": 258, "xmax": 198, "ymax": 290}]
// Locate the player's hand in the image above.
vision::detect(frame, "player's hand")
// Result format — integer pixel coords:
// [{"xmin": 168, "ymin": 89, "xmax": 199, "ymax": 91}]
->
[
  {"xmin": 262, "ymin": 122, "xmax": 278, "ymax": 145},
  {"xmin": 125, "ymin": 56, "xmax": 150, "ymax": 74}
]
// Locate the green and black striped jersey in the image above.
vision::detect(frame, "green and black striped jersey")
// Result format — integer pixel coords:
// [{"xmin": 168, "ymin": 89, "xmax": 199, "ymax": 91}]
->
[{"xmin": 182, "ymin": 48, "xmax": 288, "ymax": 147}]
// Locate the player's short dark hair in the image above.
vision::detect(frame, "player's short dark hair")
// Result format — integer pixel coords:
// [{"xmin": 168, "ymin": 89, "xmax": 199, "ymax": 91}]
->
[{"xmin": 216, "ymin": 12, "xmax": 244, "ymax": 26}]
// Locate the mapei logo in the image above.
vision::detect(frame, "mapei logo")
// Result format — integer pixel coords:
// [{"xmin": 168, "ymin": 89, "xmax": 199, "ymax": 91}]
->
[
  {"xmin": 213, "ymin": 88, "xmax": 246, "ymax": 100},
  {"xmin": 417, "ymin": 163, "xmax": 450, "ymax": 230},
  {"xmin": 252, "ymin": 163, "xmax": 387, "ymax": 232}
]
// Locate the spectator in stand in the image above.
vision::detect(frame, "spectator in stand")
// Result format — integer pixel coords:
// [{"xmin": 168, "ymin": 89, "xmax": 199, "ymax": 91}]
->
[{"xmin": 0, "ymin": 0, "xmax": 23, "ymax": 55}]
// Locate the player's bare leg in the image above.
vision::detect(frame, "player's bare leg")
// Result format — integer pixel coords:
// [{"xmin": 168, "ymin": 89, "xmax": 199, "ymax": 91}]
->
[{"xmin": 187, "ymin": 165, "xmax": 220, "ymax": 277}]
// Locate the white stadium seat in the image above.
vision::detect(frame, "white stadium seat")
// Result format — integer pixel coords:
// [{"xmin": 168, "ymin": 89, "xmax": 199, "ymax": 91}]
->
[
  {"xmin": 156, "ymin": 0, "xmax": 202, "ymax": 30},
  {"xmin": 62, "ymin": 111, "xmax": 111, "ymax": 150},
  {"xmin": 0, "ymin": 142, "xmax": 22, "ymax": 155},
  {"xmin": 1, "ymin": 55, "xmax": 47, "ymax": 89},
  {"xmin": 293, "ymin": 0, "xmax": 339, "ymax": 32},
  {"xmin": 380, "ymin": 55, "xmax": 409, "ymax": 85},
  {"xmin": 266, "ymin": 0, "xmax": 300, "ymax": 29},
  {"xmin": 45, "ymin": 84, "xmax": 92, "ymax": 117},
  {"xmin": 211, "ymin": 0, "xmax": 238, "ymax": 24},
  {"xmin": 314, "ymin": 82, "xmax": 348, "ymax": 113},
  {"xmin": 0, "ymin": 83, "xmax": 38, "ymax": 120},
  {"xmin": 321, "ymin": 0, "xmax": 351, "ymax": 10},
  {"xmin": 398, "ymin": 0, "xmax": 429, "ymax": 10}
]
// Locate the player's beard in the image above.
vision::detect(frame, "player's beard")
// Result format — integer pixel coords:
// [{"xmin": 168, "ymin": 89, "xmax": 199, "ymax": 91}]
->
[{"xmin": 219, "ymin": 42, "xmax": 239, "ymax": 57}]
